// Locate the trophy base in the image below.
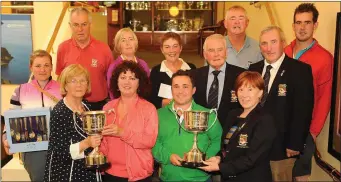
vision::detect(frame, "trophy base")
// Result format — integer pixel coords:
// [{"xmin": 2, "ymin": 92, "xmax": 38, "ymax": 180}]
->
[
  {"xmin": 85, "ymin": 162, "xmax": 110, "ymax": 170},
  {"xmin": 181, "ymin": 161, "xmax": 207, "ymax": 168}
]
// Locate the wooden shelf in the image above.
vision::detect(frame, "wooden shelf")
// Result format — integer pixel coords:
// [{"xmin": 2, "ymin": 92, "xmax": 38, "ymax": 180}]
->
[{"xmin": 156, "ymin": 9, "xmax": 212, "ymax": 11}]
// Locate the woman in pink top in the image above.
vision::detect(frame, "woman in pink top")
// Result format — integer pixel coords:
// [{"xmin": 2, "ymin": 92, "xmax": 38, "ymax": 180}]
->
[
  {"xmin": 107, "ymin": 28, "xmax": 150, "ymax": 100},
  {"xmin": 3, "ymin": 50, "xmax": 62, "ymax": 182},
  {"xmin": 101, "ymin": 61, "xmax": 158, "ymax": 182}
]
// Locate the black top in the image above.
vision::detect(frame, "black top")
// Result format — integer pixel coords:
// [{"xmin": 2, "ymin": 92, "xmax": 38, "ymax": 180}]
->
[
  {"xmin": 219, "ymin": 105, "xmax": 277, "ymax": 182},
  {"xmin": 44, "ymin": 100, "xmax": 96, "ymax": 182},
  {"xmin": 249, "ymin": 56, "xmax": 314, "ymax": 160},
  {"xmin": 149, "ymin": 62, "xmax": 196, "ymax": 109}
]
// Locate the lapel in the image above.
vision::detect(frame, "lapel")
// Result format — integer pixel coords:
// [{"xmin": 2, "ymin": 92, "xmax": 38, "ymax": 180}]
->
[
  {"xmin": 267, "ymin": 56, "xmax": 290, "ymax": 100},
  {"xmin": 252, "ymin": 61, "xmax": 265, "ymax": 74},
  {"xmin": 200, "ymin": 66, "xmax": 209, "ymax": 106},
  {"xmin": 227, "ymin": 105, "xmax": 262, "ymax": 145}
]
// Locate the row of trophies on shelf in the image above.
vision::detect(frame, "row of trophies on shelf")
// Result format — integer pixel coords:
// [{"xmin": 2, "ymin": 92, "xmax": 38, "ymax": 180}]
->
[
  {"xmin": 9, "ymin": 116, "xmax": 48, "ymax": 143},
  {"xmin": 125, "ymin": 1, "xmax": 211, "ymax": 11}
]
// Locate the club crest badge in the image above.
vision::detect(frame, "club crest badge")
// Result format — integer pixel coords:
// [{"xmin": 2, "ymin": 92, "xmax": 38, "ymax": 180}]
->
[
  {"xmin": 231, "ymin": 90, "xmax": 238, "ymax": 102},
  {"xmin": 278, "ymin": 84, "xmax": 287, "ymax": 96},
  {"xmin": 238, "ymin": 134, "xmax": 248, "ymax": 148},
  {"xmin": 91, "ymin": 59, "xmax": 98, "ymax": 67}
]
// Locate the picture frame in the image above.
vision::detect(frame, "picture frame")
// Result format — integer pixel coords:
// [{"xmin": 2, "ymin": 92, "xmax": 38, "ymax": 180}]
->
[
  {"xmin": 328, "ymin": 12, "xmax": 341, "ymax": 161},
  {"xmin": 4, "ymin": 107, "xmax": 51, "ymax": 153},
  {"xmin": 1, "ymin": 14, "xmax": 33, "ymax": 84}
]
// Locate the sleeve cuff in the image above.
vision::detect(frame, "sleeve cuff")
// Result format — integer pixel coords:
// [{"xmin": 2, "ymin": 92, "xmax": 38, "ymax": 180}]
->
[{"xmin": 69, "ymin": 142, "xmax": 85, "ymax": 160}]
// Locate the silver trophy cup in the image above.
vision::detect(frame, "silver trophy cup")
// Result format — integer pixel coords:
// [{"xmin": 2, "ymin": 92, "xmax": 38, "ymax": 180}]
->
[
  {"xmin": 80, "ymin": 111, "xmax": 107, "ymax": 169},
  {"xmin": 129, "ymin": 19, "xmax": 141, "ymax": 31},
  {"xmin": 174, "ymin": 109, "xmax": 217, "ymax": 168}
]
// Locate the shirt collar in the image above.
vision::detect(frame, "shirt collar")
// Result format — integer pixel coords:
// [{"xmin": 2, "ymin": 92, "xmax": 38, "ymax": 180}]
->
[
  {"xmin": 172, "ymin": 101, "xmax": 192, "ymax": 112},
  {"xmin": 71, "ymin": 36, "xmax": 94, "ymax": 49},
  {"xmin": 120, "ymin": 55, "xmax": 138, "ymax": 63},
  {"xmin": 160, "ymin": 58, "xmax": 191, "ymax": 73},
  {"xmin": 226, "ymin": 35, "xmax": 251, "ymax": 49},
  {"xmin": 208, "ymin": 61, "xmax": 226, "ymax": 74},
  {"xmin": 264, "ymin": 53, "xmax": 285, "ymax": 71}
]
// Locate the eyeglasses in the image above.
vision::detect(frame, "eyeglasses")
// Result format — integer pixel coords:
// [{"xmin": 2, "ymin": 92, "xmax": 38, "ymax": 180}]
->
[
  {"xmin": 68, "ymin": 79, "xmax": 88, "ymax": 85},
  {"xmin": 70, "ymin": 22, "xmax": 89, "ymax": 29}
]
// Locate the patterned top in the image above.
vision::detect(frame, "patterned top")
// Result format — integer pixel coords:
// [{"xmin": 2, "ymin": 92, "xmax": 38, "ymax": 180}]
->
[{"xmin": 43, "ymin": 100, "xmax": 96, "ymax": 182}]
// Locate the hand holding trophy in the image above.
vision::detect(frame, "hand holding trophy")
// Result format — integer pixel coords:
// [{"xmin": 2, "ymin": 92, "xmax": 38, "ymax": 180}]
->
[{"xmin": 174, "ymin": 108, "xmax": 218, "ymax": 168}]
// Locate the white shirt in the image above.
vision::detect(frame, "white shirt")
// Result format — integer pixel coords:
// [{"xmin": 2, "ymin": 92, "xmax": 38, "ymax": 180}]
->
[
  {"xmin": 262, "ymin": 53, "xmax": 285, "ymax": 92},
  {"xmin": 160, "ymin": 58, "xmax": 191, "ymax": 78}
]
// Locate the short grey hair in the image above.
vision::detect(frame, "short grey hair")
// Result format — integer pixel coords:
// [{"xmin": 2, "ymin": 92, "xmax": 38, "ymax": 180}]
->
[
  {"xmin": 203, "ymin": 34, "xmax": 226, "ymax": 51},
  {"xmin": 225, "ymin": 5, "xmax": 248, "ymax": 20},
  {"xmin": 259, "ymin": 26, "xmax": 286, "ymax": 43},
  {"xmin": 69, "ymin": 7, "xmax": 92, "ymax": 23}
]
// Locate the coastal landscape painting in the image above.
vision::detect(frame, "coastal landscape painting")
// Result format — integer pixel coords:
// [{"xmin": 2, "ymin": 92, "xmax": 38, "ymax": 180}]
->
[{"xmin": 1, "ymin": 15, "xmax": 33, "ymax": 84}]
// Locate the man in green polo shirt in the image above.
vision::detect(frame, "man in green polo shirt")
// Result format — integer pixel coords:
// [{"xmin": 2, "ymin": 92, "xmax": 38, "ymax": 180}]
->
[{"xmin": 153, "ymin": 70, "xmax": 222, "ymax": 182}]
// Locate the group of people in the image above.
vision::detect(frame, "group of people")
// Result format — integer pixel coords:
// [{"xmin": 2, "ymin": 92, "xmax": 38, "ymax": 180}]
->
[{"xmin": 2, "ymin": 3, "xmax": 334, "ymax": 182}]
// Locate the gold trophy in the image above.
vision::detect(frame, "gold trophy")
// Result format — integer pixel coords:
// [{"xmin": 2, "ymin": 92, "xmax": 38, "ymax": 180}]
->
[
  {"xmin": 174, "ymin": 108, "xmax": 217, "ymax": 168},
  {"xmin": 79, "ymin": 111, "xmax": 108, "ymax": 169}
]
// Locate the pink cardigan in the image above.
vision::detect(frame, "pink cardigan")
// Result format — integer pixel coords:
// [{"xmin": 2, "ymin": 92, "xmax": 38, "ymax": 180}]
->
[{"xmin": 100, "ymin": 97, "xmax": 158, "ymax": 181}]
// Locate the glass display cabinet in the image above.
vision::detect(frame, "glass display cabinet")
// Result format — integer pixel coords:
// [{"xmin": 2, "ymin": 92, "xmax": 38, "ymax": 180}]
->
[{"xmin": 107, "ymin": 1, "xmax": 217, "ymax": 51}]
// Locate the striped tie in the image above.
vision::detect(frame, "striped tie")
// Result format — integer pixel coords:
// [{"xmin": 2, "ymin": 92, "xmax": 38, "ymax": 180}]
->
[
  {"xmin": 261, "ymin": 65, "xmax": 272, "ymax": 106},
  {"xmin": 208, "ymin": 70, "xmax": 221, "ymax": 109}
]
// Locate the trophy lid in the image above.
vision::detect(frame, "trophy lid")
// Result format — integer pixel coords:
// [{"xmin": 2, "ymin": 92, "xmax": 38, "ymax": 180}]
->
[{"xmin": 82, "ymin": 111, "xmax": 106, "ymax": 115}]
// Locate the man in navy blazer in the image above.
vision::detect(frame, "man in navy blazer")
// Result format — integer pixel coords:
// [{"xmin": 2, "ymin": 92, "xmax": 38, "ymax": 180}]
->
[
  {"xmin": 193, "ymin": 34, "xmax": 245, "ymax": 127},
  {"xmin": 249, "ymin": 26, "xmax": 314, "ymax": 181}
]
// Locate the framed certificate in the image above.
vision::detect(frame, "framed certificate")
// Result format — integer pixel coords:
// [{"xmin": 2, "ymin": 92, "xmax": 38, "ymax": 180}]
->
[{"xmin": 4, "ymin": 107, "xmax": 51, "ymax": 153}]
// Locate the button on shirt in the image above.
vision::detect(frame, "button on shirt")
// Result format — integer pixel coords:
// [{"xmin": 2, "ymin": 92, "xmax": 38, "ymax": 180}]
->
[
  {"xmin": 226, "ymin": 36, "xmax": 263, "ymax": 69},
  {"xmin": 206, "ymin": 62, "xmax": 226, "ymax": 109},
  {"xmin": 261, "ymin": 53, "xmax": 285, "ymax": 92}
]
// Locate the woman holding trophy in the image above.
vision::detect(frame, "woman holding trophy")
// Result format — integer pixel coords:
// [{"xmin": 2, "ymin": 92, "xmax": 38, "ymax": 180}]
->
[
  {"xmin": 100, "ymin": 61, "xmax": 158, "ymax": 182},
  {"xmin": 2, "ymin": 50, "xmax": 62, "ymax": 182},
  {"xmin": 44, "ymin": 64, "xmax": 101, "ymax": 181},
  {"xmin": 107, "ymin": 27, "xmax": 150, "ymax": 100},
  {"xmin": 199, "ymin": 71, "xmax": 277, "ymax": 182}
]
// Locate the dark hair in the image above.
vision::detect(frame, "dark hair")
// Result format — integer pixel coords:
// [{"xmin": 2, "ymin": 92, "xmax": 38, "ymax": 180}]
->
[
  {"xmin": 161, "ymin": 32, "xmax": 182, "ymax": 47},
  {"xmin": 234, "ymin": 71, "xmax": 264, "ymax": 97},
  {"xmin": 110, "ymin": 61, "xmax": 151, "ymax": 99},
  {"xmin": 294, "ymin": 3, "xmax": 319, "ymax": 23},
  {"xmin": 171, "ymin": 70, "xmax": 195, "ymax": 87}
]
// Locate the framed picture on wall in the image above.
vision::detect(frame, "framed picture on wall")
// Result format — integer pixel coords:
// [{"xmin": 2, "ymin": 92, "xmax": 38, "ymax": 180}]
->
[
  {"xmin": 4, "ymin": 108, "xmax": 51, "ymax": 153},
  {"xmin": 1, "ymin": 15, "xmax": 33, "ymax": 84},
  {"xmin": 328, "ymin": 12, "xmax": 341, "ymax": 161}
]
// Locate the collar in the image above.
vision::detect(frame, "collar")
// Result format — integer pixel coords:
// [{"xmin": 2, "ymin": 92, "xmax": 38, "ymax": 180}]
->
[
  {"xmin": 71, "ymin": 36, "xmax": 94, "ymax": 49},
  {"xmin": 120, "ymin": 55, "xmax": 138, "ymax": 63},
  {"xmin": 172, "ymin": 101, "xmax": 192, "ymax": 112},
  {"xmin": 264, "ymin": 53, "xmax": 285, "ymax": 71},
  {"xmin": 208, "ymin": 61, "xmax": 226, "ymax": 74},
  {"xmin": 226, "ymin": 35, "xmax": 251, "ymax": 49},
  {"xmin": 160, "ymin": 58, "xmax": 191, "ymax": 76},
  {"xmin": 31, "ymin": 77, "xmax": 52, "ymax": 89}
]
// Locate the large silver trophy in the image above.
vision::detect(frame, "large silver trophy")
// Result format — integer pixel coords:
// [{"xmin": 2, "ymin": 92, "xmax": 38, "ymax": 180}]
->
[
  {"xmin": 129, "ymin": 19, "xmax": 141, "ymax": 31},
  {"xmin": 174, "ymin": 108, "xmax": 217, "ymax": 168},
  {"xmin": 80, "ymin": 111, "xmax": 108, "ymax": 169}
]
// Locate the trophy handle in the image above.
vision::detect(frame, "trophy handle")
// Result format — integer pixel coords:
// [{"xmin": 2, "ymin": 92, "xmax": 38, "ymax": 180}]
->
[
  {"xmin": 206, "ymin": 108, "xmax": 218, "ymax": 131},
  {"xmin": 173, "ymin": 108, "xmax": 188, "ymax": 132}
]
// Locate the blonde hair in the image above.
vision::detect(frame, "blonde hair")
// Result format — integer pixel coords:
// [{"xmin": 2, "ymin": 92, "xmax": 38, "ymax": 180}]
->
[
  {"xmin": 69, "ymin": 7, "xmax": 92, "ymax": 23},
  {"xmin": 30, "ymin": 50, "xmax": 52, "ymax": 66},
  {"xmin": 58, "ymin": 64, "xmax": 91, "ymax": 96},
  {"xmin": 225, "ymin": 5, "xmax": 248, "ymax": 20},
  {"xmin": 259, "ymin": 26, "xmax": 286, "ymax": 43},
  {"xmin": 113, "ymin": 27, "xmax": 138, "ymax": 54},
  {"xmin": 203, "ymin": 34, "xmax": 226, "ymax": 51}
]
